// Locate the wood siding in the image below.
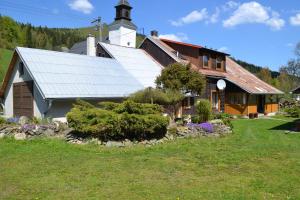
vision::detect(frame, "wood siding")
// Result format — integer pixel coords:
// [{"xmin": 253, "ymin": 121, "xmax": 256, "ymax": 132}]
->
[
  {"xmin": 96, "ymin": 44, "xmax": 113, "ymax": 58},
  {"xmin": 225, "ymin": 104, "xmax": 248, "ymax": 115},
  {"xmin": 140, "ymin": 39, "xmax": 175, "ymax": 67},
  {"xmin": 13, "ymin": 81, "xmax": 33, "ymax": 117},
  {"xmin": 265, "ymin": 103, "xmax": 278, "ymax": 113},
  {"xmin": 161, "ymin": 40, "xmax": 226, "ymax": 72}
]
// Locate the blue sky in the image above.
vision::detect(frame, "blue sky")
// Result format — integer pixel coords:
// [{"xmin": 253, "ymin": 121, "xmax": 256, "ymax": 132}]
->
[{"xmin": 0, "ymin": 0, "xmax": 300, "ymax": 71}]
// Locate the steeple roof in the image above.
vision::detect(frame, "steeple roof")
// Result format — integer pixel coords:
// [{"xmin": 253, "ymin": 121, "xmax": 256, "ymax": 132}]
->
[{"xmin": 116, "ymin": 0, "xmax": 131, "ymax": 7}]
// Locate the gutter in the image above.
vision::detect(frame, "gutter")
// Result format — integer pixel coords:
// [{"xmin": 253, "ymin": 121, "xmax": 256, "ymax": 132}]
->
[{"xmin": 43, "ymin": 99, "xmax": 53, "ymax": 118}]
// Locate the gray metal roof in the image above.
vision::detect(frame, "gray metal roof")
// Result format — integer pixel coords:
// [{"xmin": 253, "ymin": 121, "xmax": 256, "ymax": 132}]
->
[
  {"xmin": 116, "ymin": 0, "xmax": 131, "ymax": 7},
  {"xmin": 16, "ymin": 47, "xmax": 144, "ymax": 99},
  {"xmin": 100, "ymin": 43, "xmax": 163, "ymax": 88},
  {"xmin": 69, "ymin": 41, "xmax": 87, "ymax": 55}
]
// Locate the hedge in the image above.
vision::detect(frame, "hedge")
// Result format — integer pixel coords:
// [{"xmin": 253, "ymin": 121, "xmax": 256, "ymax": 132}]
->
[{"xmin": 67, "ymin": 100, "xmax": 169, "ymax": 140}]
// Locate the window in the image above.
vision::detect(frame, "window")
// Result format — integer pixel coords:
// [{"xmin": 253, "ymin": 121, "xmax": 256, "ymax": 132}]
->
[
  {"xmin": 216, "ymin": 57, "xmax": 222, "ymax": 69},
  {"xmin": 125, "ymin": 10, "xmax": 130, "ymax": 18},
  {"xmin": 183, "ymin": 97, "xmax": 195, "ymax": 108},
  {"xmin": 19, "ymin": 62, "xmax": 24, "ymax": 76},
  {"xmin": 203, "ymin": 55, "xmax": 209, "ymax": 68},
  {"xmin": 228, "ymin": 93, "xmax": 247, "ymax": 105}
]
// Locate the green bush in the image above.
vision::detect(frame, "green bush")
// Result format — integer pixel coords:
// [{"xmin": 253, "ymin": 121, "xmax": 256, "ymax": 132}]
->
[
  {"xmin": 0, "ymin": 116, "xmax": 6, "ymax": 124},
  {"xmin": 213, "ymin": 113, "xmax": 232, "ymax": 120},
  {"xmin": 98, "ymin": 102, "xmax": 119, "ymax": 110},
  {"xmin": 284, "ymin": 106, "xmax": 300, "ymax": 118},
  {"xmin": 195, "ymin": 99, "xmax": 212, "ymax": 123},
  {"xmin": 67, "ymin": 100, "xmax": 169, "ymax": 140},
  {"xmin": 191, "ymin": 115, "xmax": 200, "ymax": 123}
]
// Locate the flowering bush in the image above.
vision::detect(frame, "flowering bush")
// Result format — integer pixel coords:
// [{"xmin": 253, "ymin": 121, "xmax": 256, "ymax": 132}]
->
[{"xmin": 187, "ymin": 122, "xmax": 214, "ymax": 133}]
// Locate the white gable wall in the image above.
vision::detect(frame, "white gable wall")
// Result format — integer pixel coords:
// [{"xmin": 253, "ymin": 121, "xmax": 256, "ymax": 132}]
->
[
  {"xmin": 109, "ymin": 26, "xmax": 136, "ymax": 48},
  {"xmin": 3, "ymin": 57, "xmax": 47, "ymax": 118}
]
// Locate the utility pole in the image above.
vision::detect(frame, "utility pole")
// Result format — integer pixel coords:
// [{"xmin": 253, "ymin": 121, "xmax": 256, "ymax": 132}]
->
[{"xmin": 92, "ymin": 17, "xmax": 102, "ymax": 42}]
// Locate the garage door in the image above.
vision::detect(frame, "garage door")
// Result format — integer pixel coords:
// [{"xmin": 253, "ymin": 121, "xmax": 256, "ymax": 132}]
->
[{"xmin": 13, "ymin": 81, "xmax": 33, "ymax": 117}]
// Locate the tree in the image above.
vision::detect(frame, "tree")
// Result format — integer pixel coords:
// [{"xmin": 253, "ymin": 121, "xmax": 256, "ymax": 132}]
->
[
  {"xmin": 129, "ymin": 88, "xmax": 184, "ymax": 119},
  {"xmin": 257, "ymin": 67, "xmax": 272, "ymax": 84},
  {"xmin": 156, "ymin": 63, "xmax": 206, "ymax": 95}
]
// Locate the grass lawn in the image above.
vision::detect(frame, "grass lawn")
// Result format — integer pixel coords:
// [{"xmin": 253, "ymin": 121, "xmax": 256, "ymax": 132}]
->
[
  {"xmin": 0, "ymin": 48, "xmax": 13, "ymax": 82},
  {"xmin": 1, "ymin": 117, "xmax": 300, "ymax": 199}
]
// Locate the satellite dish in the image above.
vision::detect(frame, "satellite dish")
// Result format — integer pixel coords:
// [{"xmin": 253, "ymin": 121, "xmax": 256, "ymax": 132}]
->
[{"xmin": 217, "ymin": 79, "xmax": 226, "ymax": 90}]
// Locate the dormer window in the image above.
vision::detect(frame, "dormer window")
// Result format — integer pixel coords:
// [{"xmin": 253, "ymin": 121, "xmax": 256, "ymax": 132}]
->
[
  {"xmin": 203, "ymin": 55, "xmax": 209, "ymax": 68},
  {"xmin": 216, "ymin": 57, "xmax": 222, "ymax": 69},
  {"xmin": 19, "ymin": 62, "xmax": 24, "ymax": 77}
]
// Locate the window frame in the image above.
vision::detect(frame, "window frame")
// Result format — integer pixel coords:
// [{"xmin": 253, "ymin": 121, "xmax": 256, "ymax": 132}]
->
[
  {"xmin": 216, "ymin": 57, "xmax": 222, "ymax": 70},
  {"xmin": 203, "ymin": 54, "xmax": 209, "ymax": 68}
]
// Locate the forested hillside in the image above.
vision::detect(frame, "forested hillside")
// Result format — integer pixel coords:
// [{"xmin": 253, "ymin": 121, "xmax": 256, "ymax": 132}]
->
[{"xmin": 234, "ymin": 59, "xmax": 280, "ymax": 78}]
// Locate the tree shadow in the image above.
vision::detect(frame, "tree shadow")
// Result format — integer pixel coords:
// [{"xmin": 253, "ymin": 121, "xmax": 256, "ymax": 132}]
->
[{"xmin": 270, "ymin": 119, "xmax": 300, "ymax": 132}]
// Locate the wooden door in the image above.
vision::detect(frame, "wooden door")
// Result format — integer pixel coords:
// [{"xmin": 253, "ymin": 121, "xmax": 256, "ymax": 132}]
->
[{"xmin": 13, "ymin": 81, "xmax": 33, "ymax": 117}]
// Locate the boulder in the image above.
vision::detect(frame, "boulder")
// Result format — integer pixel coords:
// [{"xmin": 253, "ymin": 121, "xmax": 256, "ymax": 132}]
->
[
  {"xmin": 106, "ymin": 141, "xmax": 125, "ymax": 148},
  {"xmin": 0, "ymin": 132, "xmax": 5, "ymax": 139},
  {"xmin": 210, "ymin": 119, "xmax": 224, "ymax": 125},
  {"xmin": 14, "ymin": 132, "xmax": 26, "ymax": 140},
  {"xmin": 123, "ymin": 139, "xmax": 133, "ymax": 147},
  {"xmin": 19, "ymin": 116, "xmax": 30, "ymax": 126},
  {"xmin": 43, "ymin": 129, "xmax": 55, "ymax": 137}
]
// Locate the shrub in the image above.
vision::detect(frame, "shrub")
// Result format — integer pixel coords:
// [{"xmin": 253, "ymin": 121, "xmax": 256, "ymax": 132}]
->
[
  {"xmin": 98, "ymin": 102, "xmax": 119, "ymax": 110},
  {"xmin": 195, "ymin": 99, "xmax": 212, "ymax": 123},
  {"xmin": 284, "ymin": 106, "xmax": 300, "ymax": 118},
  {"xmin": 113, "ymin": 100, "xmax": 163, "ymax": 115},
  {"xmin": 67, "ymin": 100, "xmax": 169, "ymax": 140},
  {"xmin": 213, "ymin": 113, "xmax": 232, "ymax": 120},
  {"xmin": 0, "ymin": 116, "xmax": 6, "ymax": 124}
]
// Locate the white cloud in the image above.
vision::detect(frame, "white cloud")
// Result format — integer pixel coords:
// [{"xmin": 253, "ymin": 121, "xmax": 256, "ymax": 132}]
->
[
  {"xmin": 171, "ymin": 9, "xmax": 208, "ymax": 26},
  {"xmin": 218, "ymin": 46, "xmax": 229, "ymax": 53},
  {"xmin": 208, "ymin": 8, "xmax": 221, "ymax": 24},
  {"xmin": 286, "ymin": 43, "xmax": 294, "ymax": 47},
  {"xmin": 159, "ymin": 33, "xmax": 189, "ymax": 42},
  {"xmin": 68, "ymin": 0, "xmax": 94, "ymax": 14},
  {"xmin": 223, "ymin": 1, "xmax": 285, "ymax": 30},
  {"xmin": 290, "ymin": 13, "xmax": 300, "ymax": 26},
  {"xmin": 223, "ymin": 1, "xmax": 240, "ymax": 11}
]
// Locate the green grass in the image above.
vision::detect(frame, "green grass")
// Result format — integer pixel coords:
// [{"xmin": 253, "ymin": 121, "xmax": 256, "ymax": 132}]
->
[
  {"xmin": 0, "ymin": 48, "xmax": 13, "ymax": 82},
  {"xmin": 1, "ymin": 118, "xmax": 300, "ymax": 199}
]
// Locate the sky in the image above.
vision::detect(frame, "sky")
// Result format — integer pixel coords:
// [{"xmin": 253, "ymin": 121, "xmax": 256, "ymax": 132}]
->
[{"xmin": 0, "ymin": 0, "xmax": 300, "ymax": 71}]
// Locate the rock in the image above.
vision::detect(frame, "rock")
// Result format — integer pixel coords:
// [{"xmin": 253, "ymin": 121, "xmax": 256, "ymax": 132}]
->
[
  {"xmin": 19, "ymin": 116, "xmax": 30, "ymax": 126},
  {"xmin": 106, "ymin": 141, "xmax": 125, "ymax": 148},
  {"xmin": 123, "ymin": 139, "xmax": 133, "ymax": 147},
  {"xmin": 43, "ymin": 129, "xmax": 55, "ymax": 137},
  {"xmin": 14, "ymin": 132, "xmax": 26, "ymax": 140},
  {"xmin": 210, "ymin": 119, "xmax": 224, "ymax": 125},
  {"xmin": 62, "ymin": 128, "xmax": 74, "ymax": 136},
  {"xmin": 0, "ymin": 132, "xmax": 5, "ymax": 139},
  {"xmin": 166, "ymin": 134, "xmax": 174, "ymax": 140}
]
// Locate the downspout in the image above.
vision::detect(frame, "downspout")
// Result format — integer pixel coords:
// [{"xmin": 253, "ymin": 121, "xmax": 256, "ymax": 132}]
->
[
  {"xmin": 0, "ymin": 98, "xmax": 4, "ymax": 115},
  {"xmin": 43, "ymin": 99, "xmax": 53, "ymax": 118}
]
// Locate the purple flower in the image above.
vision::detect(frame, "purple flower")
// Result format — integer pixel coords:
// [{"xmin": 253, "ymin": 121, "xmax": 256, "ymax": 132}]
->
[
  {"xmin": 7, "ymin": 117, "xmax": 20, "ymax": 124},
  {"xmin": 187, "ymin": 122, "xmax": 214, "ymax": 133},
  {"xmin": 21, "ymin": 124, "xmax": 36, "ymax": 133}
]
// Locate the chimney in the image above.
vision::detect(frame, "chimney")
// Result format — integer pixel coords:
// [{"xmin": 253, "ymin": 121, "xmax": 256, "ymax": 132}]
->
[
  {"xmin": 87, "ymin": 34, "xmax": 96, "ymax": 56},
  {"xmin": 151, "ymin": 30, "xmax": 158, "ymax": 37}
]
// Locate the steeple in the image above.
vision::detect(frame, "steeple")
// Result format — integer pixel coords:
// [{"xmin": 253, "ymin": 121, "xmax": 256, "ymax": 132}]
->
[
  {"xmin": 108, "ymin": 0, "xmax": 137, "ymax": 48},
  {"xmin": 115, "ymin": 0, "xmax": 132, "ymax": 21}
]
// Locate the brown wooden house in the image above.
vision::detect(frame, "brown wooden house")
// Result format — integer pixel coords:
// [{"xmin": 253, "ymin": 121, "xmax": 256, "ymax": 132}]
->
[{"xmin": 139, "ymin": 34, "xmax": 283, "ymax": 116}]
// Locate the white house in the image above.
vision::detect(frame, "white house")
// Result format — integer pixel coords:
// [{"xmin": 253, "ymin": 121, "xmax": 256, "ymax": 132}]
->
[{"xmin": 0, "ymin": 0, "xmax": 163, "ymax": 120}]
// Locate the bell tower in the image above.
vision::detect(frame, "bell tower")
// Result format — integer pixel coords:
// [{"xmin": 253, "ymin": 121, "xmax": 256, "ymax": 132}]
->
[{"xmin": 108, "ymin": 0, "xmax": 137, "ymax": 48}]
